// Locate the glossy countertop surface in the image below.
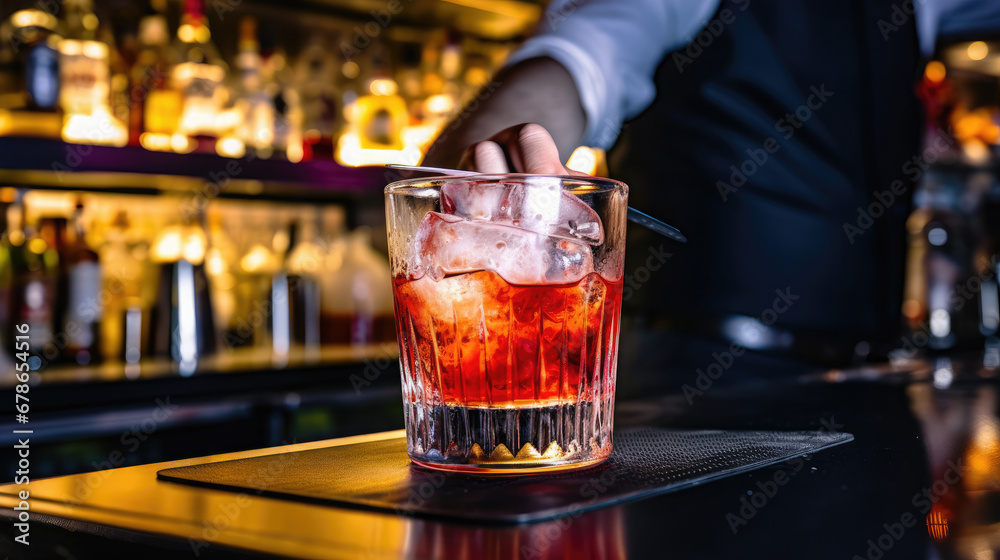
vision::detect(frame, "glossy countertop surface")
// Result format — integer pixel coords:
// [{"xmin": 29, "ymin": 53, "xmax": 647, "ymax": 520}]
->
[{"xmin": 2, "ymin": 351, "xmax": 999, "ymax": 559}]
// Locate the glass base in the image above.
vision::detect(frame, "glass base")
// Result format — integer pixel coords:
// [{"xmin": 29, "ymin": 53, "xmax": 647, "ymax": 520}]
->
[{"xmin": 404, "ymin": 400, "xmax": 613, "ymax": 474}]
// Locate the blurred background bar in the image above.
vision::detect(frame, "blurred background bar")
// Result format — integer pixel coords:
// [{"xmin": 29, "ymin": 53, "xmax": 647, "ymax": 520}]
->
[
  {"xmin": 0, "ymin": 0, "xmax": 998, "ymax": 490},
  {"xmin": 0, "ymin": 0, "xmax": 561, "ymax": 480}
]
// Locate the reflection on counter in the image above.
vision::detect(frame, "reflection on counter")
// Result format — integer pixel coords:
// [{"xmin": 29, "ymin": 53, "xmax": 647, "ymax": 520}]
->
[
  {"xmin": 404, "ymin": 507, "xmax": 626, "ymax": 560},
  {"xmin": 909, "ymin": 377, "xmax": 1000, "ymax": 559},
  {"xmin": 0, "ymin": 188, "xmax": 396, "ymax": 377}
]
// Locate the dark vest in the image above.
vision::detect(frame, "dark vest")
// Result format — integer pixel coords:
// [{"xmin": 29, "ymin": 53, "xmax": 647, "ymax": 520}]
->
[{"xmin": 611, "ymin": 0, "xmax": 923, "ymax": 347}]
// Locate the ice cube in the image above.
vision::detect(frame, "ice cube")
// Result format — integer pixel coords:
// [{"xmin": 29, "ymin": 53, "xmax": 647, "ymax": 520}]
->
[
  {"xmin": 441, "ymin": 178, "xmax": 604, "ymax": 245},
  {"xmin": 412, "ymin": 211, "xmax": 593, "ymax": 285}
]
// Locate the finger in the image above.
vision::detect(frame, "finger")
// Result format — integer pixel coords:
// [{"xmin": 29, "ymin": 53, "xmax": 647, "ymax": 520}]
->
[
  {"xmin": 515, "ymin": 123, "xmax": 569, "ymax": 174},
  {"xmin": 461, "ymin": 141, "xmax": 510, "ymax": 174},
  {"xmin": 488, "ymin": 123, "xmax": 568, "ymax": 174}
]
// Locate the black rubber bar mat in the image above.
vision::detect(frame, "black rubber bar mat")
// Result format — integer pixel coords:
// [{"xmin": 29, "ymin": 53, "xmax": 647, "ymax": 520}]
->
[{"xmin": 158, "ymin": 427, "xmax": 853, "ymax": 524}]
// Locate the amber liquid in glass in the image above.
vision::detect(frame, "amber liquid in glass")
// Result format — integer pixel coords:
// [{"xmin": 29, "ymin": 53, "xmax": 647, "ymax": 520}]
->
[{"xmin": 393, "ymin": 270, "xmax": 622, "ymax": 471}]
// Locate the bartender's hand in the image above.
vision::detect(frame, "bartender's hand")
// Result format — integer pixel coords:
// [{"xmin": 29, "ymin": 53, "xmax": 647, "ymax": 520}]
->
[
  {"xmin": 422, "ymin": 57, "xmax": 586, "ymax": 173},
  {"xmin": 458, "ymin": 123, "xmax": 572, "ymax": 174}
]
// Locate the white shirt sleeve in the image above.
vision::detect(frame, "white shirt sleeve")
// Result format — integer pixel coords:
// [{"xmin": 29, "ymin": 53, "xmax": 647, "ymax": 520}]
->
[
  {"xmin": 504, "ymin": 0, "xmax": 723, "ymax": 148},
  {"xmin": 917, "ymin": 0, "xmax": 1000, "ymax": 55}
]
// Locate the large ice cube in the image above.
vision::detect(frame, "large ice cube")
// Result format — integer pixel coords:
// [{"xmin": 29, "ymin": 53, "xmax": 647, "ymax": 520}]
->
[
  {"xmin": 412, "ymin": 212, "xmax": 593, "ymax": 285},
  {"xmin": 441, "ymin": 178, "xmax": 604, "ymax": 245}
]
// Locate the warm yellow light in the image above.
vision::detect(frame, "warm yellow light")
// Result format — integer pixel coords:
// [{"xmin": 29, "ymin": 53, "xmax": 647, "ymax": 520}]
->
[
  {"xmin": 194, "ymin": 25, "xmax": 211, "ymax": 44},
  {"xmin": 177, "ymin": 23, "xmax": 196, "ymax": 43},
  {"xmin": 59, "ymin": 39, "xmax": 82, "ymax": 56},
  {"xmin": 61, "ymin": 109, "xmax": 128, "ymax": 147},
  {"xmin": 424, "ymin": 94, "xmax": 455, "ymax": 115},
  {"xmin": 82, "ymin": 41, "xmax": 108, "ymax": 59},
  {"xmin": 151, "ymin": 228, "xmax": 183, "ymax": 262},
  {"xmin": 272, "ymin": 230, "xmax": 290, "ymax": 255},
  {"xmin": 139, "ymin": 132, "xmax": 172, "ymax": 152},
  {"xmin": 214, "ymin": 107, "xmax": 242, "ymax": 131},
  {"xmin": 464, "ymin": 67, "xmax": 490, "ymax": 88},
  {"xmin": 7, "ymin": 230, "xmax": 25, "ymax": 247},
  {"xmin": 172, "ymin": 62, "xmax": 225, "ymax": 85},
  {"xmin": 170, "ymin": 133, "xmax": 196, "ymax": 154},
  {"xmin": 286, "ymin": 142, "xmax": 304, "ymax": 164},
  {"xmin": 369, "ymin": 78, "xmax": 398, "ymax": 97},
  {"xmin": 82, "ymin": 13, "xmax": 99, "ymax": 31},
  {"xmin": 240, "ymin": 244, "xmax": 278, "ymax": 273},
  {"xmin": 440, "ymin": 47, "xmax": 460, "ymax": 79},
  {"xmin": 968, "ymin": 41, "xmax": 989, "ymax": 61},
  {"xmin": 111, "ymin": 73, "xmax": 128, "ymax": 92},
  {"xmin": 151, "ymin": 226, "xmax": 206, "ymax": 264},
  {"xmin": 335, "ymin": 132, "xmax": 422, "ymax": 167},
  {"xmin": 924, "ymin": 60, "xmax": 946, "ymax": 83},
  {"xmin": 962, "ymin": 139, "xmax": 990, "ymax": 162},
  {"xmin": 205, "ymin": 249, "xmax": 227, "ymax": 276},
  {"xmin": 341, "ymin": 61, "xmax": 360, "ymax": 79},
  {"xmin": 215, "ymin": 136, "xmax": 246, "ymax": 158},
  {"xmin": 342, "ymin": 101, "xmax": 361, "ymax": 123},
  {"xmin": 182, "ymin": 231, "xmax": 206, "ymax": 264},
  {"xmin": 566, "ymin": 146, "xmax": 599, "ymax": 175},
  {"xmin": 23, "ymin": 191, "xmax": 75, "ymax": 219},
  {"xmin": 11, "ymin": 9, "xmax": 58, "ymax": 31},
  {"xmin": 401, "ymin": 124, "xmax": 439, "ymax": 148},
  {"xmin": 27, "ymin": 238, "xmax": 48, "ymax": 254}
]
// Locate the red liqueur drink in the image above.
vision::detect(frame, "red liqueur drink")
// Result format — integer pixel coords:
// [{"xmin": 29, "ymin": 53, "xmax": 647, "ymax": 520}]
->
[{"xmin": 386, "ymin": 175, "xmax": 628, "ymax": 473}]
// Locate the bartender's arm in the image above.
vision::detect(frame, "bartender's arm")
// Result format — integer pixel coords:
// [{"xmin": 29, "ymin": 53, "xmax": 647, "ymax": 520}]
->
[{"xmin": 423, "ymin": 0, "xmax": 722, "ymax": 172}]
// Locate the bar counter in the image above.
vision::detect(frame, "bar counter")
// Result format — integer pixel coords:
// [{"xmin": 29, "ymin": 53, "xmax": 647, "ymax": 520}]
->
[{"xmin": 3, "ymin": 352, "xmax": 996, "ymax": 559}]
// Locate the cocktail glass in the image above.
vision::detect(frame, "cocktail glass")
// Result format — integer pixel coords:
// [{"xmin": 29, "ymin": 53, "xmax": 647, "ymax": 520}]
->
[{"xmin": 385, "ymin": 174, "xmax": 627, "ymax": 473}]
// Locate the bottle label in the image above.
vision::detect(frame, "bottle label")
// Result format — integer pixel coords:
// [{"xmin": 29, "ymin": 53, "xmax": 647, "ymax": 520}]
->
[{"xmin": 65, "ymin": 262, "xmax": 102, "ymax": 348}]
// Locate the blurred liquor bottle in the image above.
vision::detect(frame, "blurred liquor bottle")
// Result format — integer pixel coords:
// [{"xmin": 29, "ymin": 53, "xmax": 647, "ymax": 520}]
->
[
  {"xmin": 295, "ymin": 34, "xmax": 340, "ymax": 160},
  {"xmin": 36, "ymin": 216, "xmax": 68, "ymax": 363},
  {"xmin": 130, "ymin": 0, "xmax": 181, "ymax": 148},
  {"xmin": 0, "ymin": 4, "xmax": 62, "ymax": 138},
  {"xmin": 285, "ymin": 210, "xmax": 323, "ymax": 354},
  {"xmin": 320, "ymin": 228, "xmax": 394, "ymax": 346},
  {"xmin": 59, "ymin": 201, "xmax": 102, "ymax": 365},
  {"xmin": 98, "ymin": 210, "xmax": 146, "ymax": 362},
  {"xmin": 4, "ymin": 192, "xmax": 59, "ymax": 368},
  {"xmin": 58, "ymin": 0, "xmax": 128, "ymax": 146},
  {"xmin": 262, "ymin": 38, "xmax": 304, "ymax": 163},
  {"xmin": 172, "ymin": 0, "xmax": 226, "ymax": 153},
  {"xmin": 235, "ymin": 16, "xmax": 273, "ymax": 156}
]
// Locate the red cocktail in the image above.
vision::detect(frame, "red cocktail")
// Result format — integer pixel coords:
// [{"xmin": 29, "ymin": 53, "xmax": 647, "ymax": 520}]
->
[{"xmin": 386, "ymin": 175, "xmax": 627, "ymax": 473}]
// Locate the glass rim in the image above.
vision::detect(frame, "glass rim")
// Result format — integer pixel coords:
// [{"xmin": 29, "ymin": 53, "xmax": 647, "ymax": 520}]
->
[{"xmin": 384, "ymin": 173, "xmax": 628, "ymax": 196}]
